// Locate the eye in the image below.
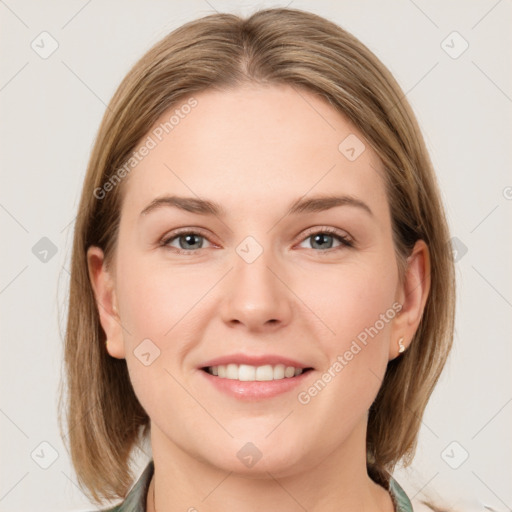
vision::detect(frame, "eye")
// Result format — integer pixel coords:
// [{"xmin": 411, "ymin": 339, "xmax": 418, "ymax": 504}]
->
[
  {"xmin": 297, "ymin": 227, "xmax": 354, "ymax": 252},
  {"xmin": 160, "ymin": 226, "xmax": 354, "ymax": 255},
  {"xmin": 160, "ymin": 229, "xmax": 213, "ymax": 254}
]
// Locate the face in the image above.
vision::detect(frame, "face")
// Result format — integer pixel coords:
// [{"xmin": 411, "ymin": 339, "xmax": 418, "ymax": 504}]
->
[{"xmin": 89, "ymin": 83, "xmax": 428, "ymax": 477}]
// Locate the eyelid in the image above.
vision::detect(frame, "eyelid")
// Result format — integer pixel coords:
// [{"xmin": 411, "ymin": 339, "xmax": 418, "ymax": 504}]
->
[
  {"xmin": 160, "ymin": 226, "xmax": 211, "ymax": 242},
  {"xmin": 297, "ymin": 225, "xmax": 354, "ymax": 246},
  {"xmin": 159, "ymin": 227, "xmax": 217, "ymax": 251}
]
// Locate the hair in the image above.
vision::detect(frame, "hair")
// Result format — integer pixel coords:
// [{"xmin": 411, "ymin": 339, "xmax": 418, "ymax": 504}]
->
[{"xmin": 58, "ymin": 6, "xmax": 455, "ymax": 507}]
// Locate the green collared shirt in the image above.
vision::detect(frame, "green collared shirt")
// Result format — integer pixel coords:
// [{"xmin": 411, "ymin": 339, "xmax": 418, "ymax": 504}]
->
[{"xmin": 100, "ymin": 460, "xmax": 413, "ymax": 512}]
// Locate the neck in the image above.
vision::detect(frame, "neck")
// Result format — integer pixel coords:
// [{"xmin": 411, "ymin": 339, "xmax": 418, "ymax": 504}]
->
[{"xmin": 146, "ymin": 421, "xmax": 394, "ymax": 512}]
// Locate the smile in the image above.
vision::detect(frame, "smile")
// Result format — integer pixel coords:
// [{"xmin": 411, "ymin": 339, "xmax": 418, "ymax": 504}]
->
[{"xmin": 203, "ymin": 364, "xmax": 313, "ymax": 381}]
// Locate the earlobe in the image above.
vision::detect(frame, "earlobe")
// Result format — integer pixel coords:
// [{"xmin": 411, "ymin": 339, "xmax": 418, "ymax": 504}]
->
[
  {"xmin": 86, "ymin": 246, "xmax": 125, "ymax": 359},
  {"xmin": 390, "ymin": 240, "xmax": 431, "ymax": 359}
]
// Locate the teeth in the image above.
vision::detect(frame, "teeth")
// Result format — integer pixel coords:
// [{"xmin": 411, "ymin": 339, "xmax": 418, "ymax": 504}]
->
[
  {"xmin": 206, "ymin": 363, "xmax": 305, "ymax": 381},
  {"xmin": 273, "ymin": 364, "xmax": 285, "ymax": 380},
  {"xmin": 285, "ymin": 366, "xmax": 295, "ymax": 378},
  {"xmin": 239, "ymin": 364, "xmax": 256, "ymax": 381},
  {"xmin": 226, "ymin": 363, "xmax": 238, "ymax": 380},
  {"xmin": 256, "ymin": 365, "xmax": 273, "ymax": 381}
]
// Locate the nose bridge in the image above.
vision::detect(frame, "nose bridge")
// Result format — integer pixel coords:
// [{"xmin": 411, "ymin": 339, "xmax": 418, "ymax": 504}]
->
[
  {"xmin": 236, "ymin": 234, "xmax": 277, "ymax": 288},
  {"xmin": 219, "ymin": 233, "xmax": 292, "ymax": 329}
]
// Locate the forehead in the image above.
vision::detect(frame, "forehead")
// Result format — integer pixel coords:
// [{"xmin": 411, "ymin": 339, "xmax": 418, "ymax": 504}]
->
[{"xmin": 120, "ymin": 84, "xmax": 387, "ymax": 219}]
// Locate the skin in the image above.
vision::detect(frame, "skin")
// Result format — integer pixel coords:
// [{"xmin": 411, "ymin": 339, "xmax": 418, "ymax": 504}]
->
[{"xmin": 88, "ymin": 83, "xmax": 430, "ymax": 511}]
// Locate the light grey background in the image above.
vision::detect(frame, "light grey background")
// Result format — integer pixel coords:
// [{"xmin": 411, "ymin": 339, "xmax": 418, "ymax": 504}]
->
[{"xmin": 1, "ymin": 1, "xmax": 511, "ymax": 511}]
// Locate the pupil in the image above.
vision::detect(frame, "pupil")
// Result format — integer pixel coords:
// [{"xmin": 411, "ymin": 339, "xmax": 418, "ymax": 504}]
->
[
  {"xmin": 182, "ymin": 234, "xmax": 201, "ymax": 249},
  {"xmin": 313, "ymin": 234, "xmax": 332, "ymax": 249}
]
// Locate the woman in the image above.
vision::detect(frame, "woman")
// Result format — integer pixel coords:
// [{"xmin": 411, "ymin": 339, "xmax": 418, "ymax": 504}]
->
[{"xmin": 60, "ymin": 7, "xmax": 455, "ymax": 511}]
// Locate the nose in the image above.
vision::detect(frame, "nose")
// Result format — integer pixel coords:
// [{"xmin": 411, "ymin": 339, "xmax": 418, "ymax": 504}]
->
[{"xmin": 218, "ymin": 239, "xmax": 293, "ymax": 333}]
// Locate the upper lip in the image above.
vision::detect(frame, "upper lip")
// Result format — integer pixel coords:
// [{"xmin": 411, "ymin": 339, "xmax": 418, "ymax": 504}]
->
[{"xmin": 200, "ymin": 353, "xmax": 312, "ymax": 369}]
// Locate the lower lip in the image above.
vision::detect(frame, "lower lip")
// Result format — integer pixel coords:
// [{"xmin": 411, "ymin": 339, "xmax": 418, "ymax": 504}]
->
[{"xmin": 199, "ymin": 369, "xmax": 313, "ymax": 400}]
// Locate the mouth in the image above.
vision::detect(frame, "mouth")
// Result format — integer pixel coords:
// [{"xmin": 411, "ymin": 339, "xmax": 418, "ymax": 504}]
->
[
  {"xmin": 198, "ymin": 356, "xmax": 315, "ymax": 400},
  {"xmin": 201, "ymin": 364, "xmax": 314, "ymax": 382},
  {"xmin": 198, "ymin": 354, "xmax": 315, "ymax": 399}
]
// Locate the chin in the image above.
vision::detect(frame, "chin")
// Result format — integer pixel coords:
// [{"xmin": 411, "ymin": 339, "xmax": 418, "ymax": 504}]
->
[{"xmin": 199, "ymin": 435, "xmax": 311, "ymax": 479}]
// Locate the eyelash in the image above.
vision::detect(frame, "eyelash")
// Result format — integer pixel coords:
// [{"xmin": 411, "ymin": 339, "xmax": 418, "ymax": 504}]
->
[{"xmin": 159, "ymin": 226, "xmax": 354, "ymax": 256}]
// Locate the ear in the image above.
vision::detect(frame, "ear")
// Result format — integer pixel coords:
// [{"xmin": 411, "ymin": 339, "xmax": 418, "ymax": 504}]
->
[
  {"xmin": 87, "ymin": 246, "xmax": 125, "ymax": 359},
  {"xmin": 390, "ymin": 239, "xmax": 431, "ymax": 360}
]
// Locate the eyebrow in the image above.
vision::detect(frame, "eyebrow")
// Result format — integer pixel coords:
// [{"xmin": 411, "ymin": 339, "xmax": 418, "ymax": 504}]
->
[{"xmin": 139, "ymin": 194, "xmax": 374, "ymax": 218}]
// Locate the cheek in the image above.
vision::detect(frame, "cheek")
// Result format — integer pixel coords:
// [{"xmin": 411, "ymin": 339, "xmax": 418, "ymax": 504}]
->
[
  {"xmin": 336, "ymin": 271, "xmax": 396, "ymax": 345},
  {"xmin": 309, "ymin": 258, "xmax": 398, "ymax": 347},
  {"xmin": 305, "ymin": 255, "xmax": 398, "ymax": 413},
  {"xmin": 292, "ymin": 266, "xmax": 397, "ymax": 430},
  {"xmin": 114, "ymin": 256, "xmax": 203, "ymax": 415},
  {"xmin": 116, "ymin": 255, "xmax": 208, "ymax": 341}
]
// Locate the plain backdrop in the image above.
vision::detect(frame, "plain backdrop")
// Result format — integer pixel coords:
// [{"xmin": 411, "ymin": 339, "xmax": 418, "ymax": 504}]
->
[{"xmin": 1, "ymin": 1, "xmax": 511, "ymax": 511}]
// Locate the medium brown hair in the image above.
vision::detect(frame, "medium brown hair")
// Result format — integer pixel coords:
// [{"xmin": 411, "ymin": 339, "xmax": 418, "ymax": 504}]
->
[{"xmin": 59, "ymin": 7, "xmax": 455, "ymax": 506}]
